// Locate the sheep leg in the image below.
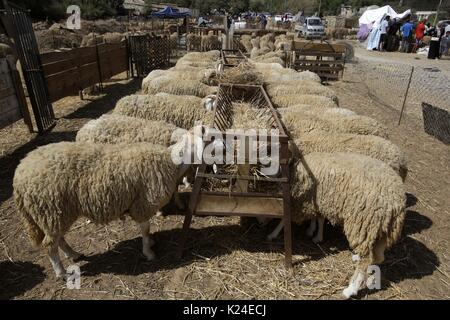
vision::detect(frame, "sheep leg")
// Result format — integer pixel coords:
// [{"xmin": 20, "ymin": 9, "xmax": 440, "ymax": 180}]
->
[
  {"xmin": 59, "ymin": 237, "xmax": 84, "ymax": 261},
  {"xmin": 342, "ymin": 266, "xmax": 367, "ymax": 299},
  {"xmin": 312, "ymin": 217, "xmax": 325, "ymax": 244},
  {"xmin": 373, "ymin": 236, "xmax": 387, "ymax": 265},
  {"xmin": 174, "ymin": 192, "xmax": 185, "ymax": 210},
  {"xmin": 306, "ymin": 219, "xmax": 317, "ymax": 237},
  {"xmin": 267, "ymin": 219, "xmax": 284, "ymax": 241},
  {"xmin": 139, "ymin": 221, "xmax": 156, "ymax": 261},
  {"xmin": 47, "ymin": 241, "xmax": 67, "ymax": 280}
]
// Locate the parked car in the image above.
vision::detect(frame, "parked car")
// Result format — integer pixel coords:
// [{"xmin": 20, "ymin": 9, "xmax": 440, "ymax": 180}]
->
[{"xmin": 295, "ymin": 16, "xmax": 326, "ymax": 39}]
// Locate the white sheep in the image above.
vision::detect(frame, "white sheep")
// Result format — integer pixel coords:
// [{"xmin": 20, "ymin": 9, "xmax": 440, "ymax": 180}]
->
[
  {"xmin": 186, "ymin": 33, "xmax": 202, "ymax": 51},
  {"xmin": 142, "ymin": 68, "xmax": 216, "ymax": 92},
  {"xmin": 283, "ymin": 104, "xmax": 356, "ymax": 117},
  {"xmin": 266, "ymin": 81, "xmax": 338, "ymax": 102},
  {"xmin": 251, "ymin": 62, "xmax": 321, "ymax": 83},
  {"xmin": 293, "ymin": 132, "xmax": 408, "ymax": 181},
  {"xmin": 280, "ymin": 109, "xmax": 389, "ymax": 139},
  {"xmin": 272, "ymin": 94, "xmax": 339, "ymax": 109},
  {"xmin": 267, "ymin": 152, "xmax": 406, "ymax": 298},
  {"xmin": 76, "ymin": 114, "xmax": 186, "ymax": 147},
  {"xmin": 13, "ymin": 139, "xmax": 198, "ymax": 279},
  {"xmin": 114, "ymin": 93, "xmax": 214, "ymax": 129},
  {"xmin": 142, "ymin": 75, "xmax": 217, "ymax": 98}
]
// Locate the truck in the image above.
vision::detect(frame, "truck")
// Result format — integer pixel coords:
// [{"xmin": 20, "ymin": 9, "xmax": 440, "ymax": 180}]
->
[{"xmin": 295, "ymin": 16, "xmax": 326, "ymax": 39}]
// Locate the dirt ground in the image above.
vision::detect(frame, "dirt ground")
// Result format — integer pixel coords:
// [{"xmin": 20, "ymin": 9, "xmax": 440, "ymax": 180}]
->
[{"xmin": 0, "ymin": 54, "xmax": 449, "ymax": 300}]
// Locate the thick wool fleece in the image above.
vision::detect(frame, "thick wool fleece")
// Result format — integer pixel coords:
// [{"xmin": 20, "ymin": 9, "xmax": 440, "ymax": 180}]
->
[
  {"xmin": 272, "ymin": 94, "xmax": 339, "ymax": 109},
  {"xmin": 293, "ymin": 132, "xmax": 408, "ymax": 181},
  {"xmin": 281, "ymin": 110, "xmax": 389, "ymax": 139},
  {"xmin": 76, "ymin": 114, "xmax": 180, "ymax": 147},
  {"xmin": 114, "ymin": 94, "xmax": 214, "ymax": 129},
  {"xmin": 13, "ymin": 142, "xmax": 178, "ymax": 249},
  {"xmin": 291, "ymin": 152, "xmax": 406, "ymax": 262}
]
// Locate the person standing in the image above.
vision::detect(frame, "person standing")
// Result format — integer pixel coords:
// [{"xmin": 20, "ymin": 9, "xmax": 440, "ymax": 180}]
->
[
  {"xmin": 440, "ymin": 31, "xmax": 450, "ymax": 58},
  {"xmin": 400, "ymin": 19, "xmax": 414, "ymax": 53},
  {"xmin": 413, "ymin": 19, "xmax": 426, "ymax": 53},
  {"xmin": 378, "ymin": 15, "xmax": 390, "ymax": 51}
]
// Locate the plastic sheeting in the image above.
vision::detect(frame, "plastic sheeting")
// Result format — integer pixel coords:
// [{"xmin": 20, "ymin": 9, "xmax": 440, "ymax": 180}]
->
[{"xmin": 359, "ymin": 5, "xmax": 411, "ymax": 30}]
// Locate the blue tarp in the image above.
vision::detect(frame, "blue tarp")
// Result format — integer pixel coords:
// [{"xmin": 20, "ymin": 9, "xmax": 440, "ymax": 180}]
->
[{"xmin": 152, "ymin": 6, "xmax": 190, "ymax": 19}]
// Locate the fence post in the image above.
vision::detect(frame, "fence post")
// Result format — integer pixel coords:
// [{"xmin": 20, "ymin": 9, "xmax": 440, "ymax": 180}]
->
[{"xmin": 398, "ymin": 66, "xmax": 414, "ymax": 125}]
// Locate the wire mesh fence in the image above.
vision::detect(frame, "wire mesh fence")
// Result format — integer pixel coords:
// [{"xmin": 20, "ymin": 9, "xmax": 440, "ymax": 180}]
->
[{"xmin": 349, "ymin": 58, "xmax": 450, "ymax": 145}]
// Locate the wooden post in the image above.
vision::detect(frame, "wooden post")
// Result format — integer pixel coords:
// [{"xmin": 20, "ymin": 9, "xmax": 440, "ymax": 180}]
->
[{"xmin": 398, "ymin": 66, "xmax": 414, "ymax": 125}]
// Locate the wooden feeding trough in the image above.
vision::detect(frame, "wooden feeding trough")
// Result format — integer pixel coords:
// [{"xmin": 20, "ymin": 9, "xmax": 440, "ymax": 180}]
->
[
  {"xmin": 220, "ymin": 49, "xmax": 248, "ymax": 68},
  {"xmin": 178, "ymin": 84, "xmax": 293, "ymax": 268},
  {"xmin": 290, "ymin": 41, "xmax": 346, "ymax": 81}
]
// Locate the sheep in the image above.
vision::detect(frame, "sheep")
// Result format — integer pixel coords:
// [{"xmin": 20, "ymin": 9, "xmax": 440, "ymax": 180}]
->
[
  {"xmin": 292, "ymin": 132, "xmax": 408, "ymax": 181},
  {"xmin": 186, "ymin": 33, "xmax": 202, "ymax": 51},
  {"xmin": 239, "ymin": 35, "xmax": 253, "ymax": 53},
  {"xmin": 250, "ymin": 37, "xmax": 260, "ymax": 49},
  {"xmin": 283, "ymin": 104, "xmax": 356, "ymax": 117},
  {"xmin": 250, "ymin": 46, "xmax": 272, "ymax": 59},
  {"xmin": 114, "ymin": 93, "xmax": 214, "ymax": 129},
  {"xmin": 251, "ymin": 62, "xmax": 321, "ymax": 83},
  {"xmin": 266, "ymin": 81, "xmax": 338, "ymax": 102},
  {"xmin": 175, "ymin": 59, "xmax": 217, "ymax": 70},
  {"xmin": 201, "ymin": 32, "xmax": 221, "ymax": 52},
  {"xmin": 13, "ymin": 140, "xmax": 198, "ymax": 279},
  {"xmin": 271, "ymin": 94, "xmax": 339, "ymax": 109},
  {"xmin": 170, "ymin": 32, "xmax": 179, "ymax": 51},
  {"xmin": 80, "ymin": 33, "xmax": 104, "ymax": 47},
  {"xmin": 280, "ymin": 109, "xmax": 389, "ymax": 139},
  {"xmin": 268, "ymin": 152, "xmax": 406, "ymax": 298},
  {"xmin": 177, "ymin": 50, "xmax": 221, "ymax": 63},
  {"xmin": 76, "ymin": 114, "xmax": 186, "ymax": 147},
  {"xmin": 142, "ymin": 75, "xmax": 217, "ymax": 98},
  {"xmin": 142, "ymin": 68, "xmax": 217, "ymax": 92},
  {"xmin": 103, "ymin": 32, "xmax": 124, "ymax": 44},
  {"xmin": 253, "ymin": 56, "xmax": 285, "ymax": 66}
]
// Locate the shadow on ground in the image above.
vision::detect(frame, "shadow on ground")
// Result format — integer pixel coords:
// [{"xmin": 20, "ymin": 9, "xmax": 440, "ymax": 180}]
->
[{"xmin": 0, "ymin": 261, "xmax": 45, "ymax": 300}]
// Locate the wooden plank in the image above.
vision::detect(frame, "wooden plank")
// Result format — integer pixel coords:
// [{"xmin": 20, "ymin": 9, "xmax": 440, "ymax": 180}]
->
[
  {"xmin": 294, "ymin": 60, "xmax": 344, "ymax": 66},
  {"xmin": 0, "ymin": 87, "xmax": 15, "ymax": 99},
  {"xmin": 195, "ymin": 194, "xmax": 284, "ymax": 218},
  {"xmin": 294, "ymin": 51, "xmax": 344, "ymax": 58},
  {"xmin": 295, "ymin": 66, "xmax": 344, "ymax": 72},
  {"xmin": 293, "ymin": 41, "xmax": 346, "ymax": 53}
]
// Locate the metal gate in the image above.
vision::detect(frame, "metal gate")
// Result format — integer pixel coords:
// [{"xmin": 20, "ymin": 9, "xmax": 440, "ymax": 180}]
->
[
  {"xmin": 128, "ymin": 34, "xmax": 170, "ymax": 78},
  {"xmin": 0, "ymin": 1, "xmax": 55, "ymax": 133}
]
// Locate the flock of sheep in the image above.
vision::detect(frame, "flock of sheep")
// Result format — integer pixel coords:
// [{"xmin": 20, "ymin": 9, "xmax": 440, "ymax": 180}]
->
[{"xmin": 13, "ymin": 46, "xmax": 408, "ymax": 299}]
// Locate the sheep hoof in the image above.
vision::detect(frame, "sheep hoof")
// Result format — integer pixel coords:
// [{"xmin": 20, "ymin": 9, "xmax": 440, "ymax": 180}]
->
[
  {"xmin": 342, "ymin": 288, "xmax": 355, "ymax": 299},
  {"xmin": 352, "ymin": 254, "xmax": 361, "ymax": 263}
]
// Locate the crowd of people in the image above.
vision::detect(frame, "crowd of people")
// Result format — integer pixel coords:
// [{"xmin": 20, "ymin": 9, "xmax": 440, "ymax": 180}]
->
[{"xmin": 374, "ymin": 15, "xmax": 450, "ymax": 58}]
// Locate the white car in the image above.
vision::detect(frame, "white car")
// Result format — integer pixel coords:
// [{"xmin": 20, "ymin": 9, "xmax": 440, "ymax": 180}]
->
[{"xmin": 295, "ymin": 17, "xmax": 326, "ymax": 39}]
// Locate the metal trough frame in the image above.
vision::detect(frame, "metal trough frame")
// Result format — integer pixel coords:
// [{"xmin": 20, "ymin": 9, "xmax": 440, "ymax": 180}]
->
[{"xmin": 178, "ymin": 84, "xmax": 293, "ymax": 268}]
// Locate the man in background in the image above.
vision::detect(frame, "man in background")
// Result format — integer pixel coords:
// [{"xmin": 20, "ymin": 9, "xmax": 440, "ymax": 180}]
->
[
  {"xmin": 400, "ymin": 19, "xmax": 414, "ymax": 53},
  {"xmin": 378, "ymin": 15, "xmax": 390, "ymax": 52}
]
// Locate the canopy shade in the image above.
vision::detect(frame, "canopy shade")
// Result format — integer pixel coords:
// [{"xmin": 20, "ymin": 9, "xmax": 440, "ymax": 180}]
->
[
  {"xmin": 152, "ymin": 6, "xmax": 190, "ymax": 19},
  {"xmin": 359, "ymin": 5, "xmax": 411, "ymax": 29}
]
